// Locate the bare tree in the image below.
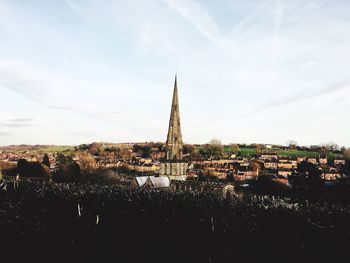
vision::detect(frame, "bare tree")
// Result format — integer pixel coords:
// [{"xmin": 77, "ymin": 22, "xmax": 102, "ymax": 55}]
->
[
  {"xmin": 209, "ymin": 139, "xmax": 222, "ymax": 145},
  {"xmin": 230, "ymin": 143, "xmax": 240, "ymax": 153},
  {"xmin": 76, "ymin": 151, "xmax": 96, "ymax": 173},
  {"xmin": 320, "ymin": 142, "xmax": 339, "ymax": 152},
  {"xmin": 201, "ymin": 139, "xmax": 224, "ymax": 157},
  {"xmin": 255, "ymin": 144, "xmax": 265, "ymax": 155},
  {"xmin": 286, "ymin": 140, "xmax": 298, "ymax": 150}
]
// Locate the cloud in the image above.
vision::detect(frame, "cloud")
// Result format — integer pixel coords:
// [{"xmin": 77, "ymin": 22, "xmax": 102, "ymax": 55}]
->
[
  {"xmin": 8, "ymin": 118, "xmax": 34, "ymax": 122},
  {"xmin": 163, "ymin": 0, "xmax": 221, "ymax": 43},
  {"xmin": 273, "ymin": 0, "xmax": 284, "ymax": 39},
  {"xmin": 64, "ymin": 0, "xmax": 80, "ymax": 12},
  {"xmin": 49, "ymin": 105, "xmax": 78, "ymax": 111},
  {"xmin": 63, "ymin": 130, "xmax": 97, "ymax": 137},
  {"xmin": 4, "ymin": 123, "xmax": 32, "ymax": 128},
  {"xmin": 0, "ymin": 118, "xmax": 35, "ymax": 128},
  {"xmin": 227, "ymin": 1, "xmax": 273, "ymax": 42},
  {"xmin": 48, "ymin": 104, "xmax": 130, "ymax": 126},
  {"xmin": 255, "ymin": 80, "xmax": 350, "ymax": 112},
  {"xmin": 0, "ymin": 131, "xmax": 10, "ymax": 136},
  {"xmin": 0, "ymin": 61, "xmax": 47, "ymax": 102}
]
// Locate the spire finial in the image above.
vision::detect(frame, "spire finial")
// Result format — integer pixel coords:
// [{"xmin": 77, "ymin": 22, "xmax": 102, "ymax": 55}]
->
[{"xmin": 174, "ymin": 73, "xmax": 177, "ymax": 88}]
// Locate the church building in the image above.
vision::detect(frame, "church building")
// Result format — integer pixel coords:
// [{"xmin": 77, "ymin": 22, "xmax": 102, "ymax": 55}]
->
[{"xmin": 159, "ymin": 76, "xmax": 188, "ymax": 181}]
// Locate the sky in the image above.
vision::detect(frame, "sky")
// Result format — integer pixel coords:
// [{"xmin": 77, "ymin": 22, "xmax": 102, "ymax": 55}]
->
[{"xmin": 0, "ymin": 0, "xmax": 349, "ymax": 147}]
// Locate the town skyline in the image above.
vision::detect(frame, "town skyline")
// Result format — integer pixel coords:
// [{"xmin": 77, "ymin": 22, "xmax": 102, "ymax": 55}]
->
[
  {"xmin": 1, "ymin": 2, "xmax": 350, "ymax": 262},
  {"xmin": 0, "ymin": 0, "xmax": 349, "ymax": 146}
]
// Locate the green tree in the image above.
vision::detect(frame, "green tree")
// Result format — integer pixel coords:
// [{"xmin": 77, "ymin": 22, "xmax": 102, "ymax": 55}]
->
[
  {"xmin": 133, "ymin": 144, "xmax": 152, "ymax": 158},
  {"xmin": 289, "ymin": 161, "xmax": 323, "ymax": 190},
  {"xmin": 183, "ymin": 144, "xmax": 195, "ymax": 158},
  {"xmin": 53, "ymin": 153, "xmax": 81, "ymax": 182},
  {"xmin": 17, "ymin": 159, "xmax": 49, "ymax": 179}
]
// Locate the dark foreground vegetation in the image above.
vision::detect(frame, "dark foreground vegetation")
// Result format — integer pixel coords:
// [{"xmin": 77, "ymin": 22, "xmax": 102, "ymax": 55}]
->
[{"xmin": 1, "ymin": 180, "xmax": 350, "ymax": 263}]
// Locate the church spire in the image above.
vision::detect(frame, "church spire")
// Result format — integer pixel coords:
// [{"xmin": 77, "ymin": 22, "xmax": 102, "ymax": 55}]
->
[{"xmin": 165, "ymin": 75, "xmax": 183, "ymax": 160}]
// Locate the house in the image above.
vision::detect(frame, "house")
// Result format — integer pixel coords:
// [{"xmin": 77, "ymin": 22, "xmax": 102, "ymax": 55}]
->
[
  {"xmin": 321, "ymin": 172, "xmax": 343, "ymax": 181},
  {"xmin": 319, "ymin": 157, "xmax": 328, "ymax": 165},
  {"xmin": 272, "ymin": 174, "xmax": 289, "ymax": 186},
  {"xmin": 334, "ymin": 159, "xmax": 346, "ymax": 166},
  {"xmin": 290, "ymin": 160, "xmax": 298, "ymax": 168},
  {"xmin": 297, "ymin": 157, "xmax": 306, "ymax": 163},
  {"xmin": 132, "ymin": 176, "xmax": 170, "ymax": 188},
  {"xmin": 235, "ymin": 170, "xmax": 258, "ymax": 181},
  {"xmin": 149, "ymin": 176, "xmax": 171, "ymax": 188},
  {"xmin": 277, "ymin": 162, "xmax": 294, "ymax": 170},
  {"xmin": 278, "ymin": 169, "xmax": 293, "ymax": 177},
  {"xmin": 260, "ymin": 154, "xmax": 278, "ymax": 161},
  {"xmin": 307, "ymin": 157, "xmax": 318, "ymax": 164},
  {"xmin": 132, "ymin": 176, "xmax": 150, "ymax": 188},
  {"xmin": 264, "ymin": 162, "xmax": 277, "ymax": 169},
  {"xmin": 278, "ymin": 157, "xmax": 296, "ymax": 168}
]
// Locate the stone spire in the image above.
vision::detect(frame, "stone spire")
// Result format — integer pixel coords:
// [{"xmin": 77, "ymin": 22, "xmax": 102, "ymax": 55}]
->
[{"xmin": 165, "ymin": 75, "xmax": 183, "ymax": 160}]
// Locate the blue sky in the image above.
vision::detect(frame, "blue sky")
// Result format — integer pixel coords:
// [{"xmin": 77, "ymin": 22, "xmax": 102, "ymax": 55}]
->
[{"xmin": 0, "ymin": 0, "xmax": 349, "ymax": 147}]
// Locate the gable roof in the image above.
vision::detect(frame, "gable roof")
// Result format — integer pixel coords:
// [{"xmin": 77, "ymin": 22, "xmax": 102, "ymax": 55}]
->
[
  {"xmin": 134, "ymin": 176, "xmax": 170, "ymax": 188},
  {"xmin": 135, "ymin": 176, "xmax": 149, "ymax": 187},
  {"xmin": 149, "ymin": 176, "xmax": 170, "ymax": 188}
]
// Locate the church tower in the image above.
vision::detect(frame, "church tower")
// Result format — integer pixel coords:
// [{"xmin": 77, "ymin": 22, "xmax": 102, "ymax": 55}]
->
[
  {"xmin": 159, "ymin": 75, "xmax": 188, "ymax": 181},
  {"xmin": 165, "ymin": 75, "xmax": 183, "ymax": 160}
]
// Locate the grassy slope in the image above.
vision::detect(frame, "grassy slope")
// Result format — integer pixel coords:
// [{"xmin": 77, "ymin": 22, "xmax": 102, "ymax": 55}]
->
[
  {"xmin": 3, "ymin": 145, "xmax": 75, "ymax": 155},
  {"xmin": 222, "ymin": 146, "xmax": 343, "ymax": 159},
  {"xmin": 41, "ymin": 145, "xmax": 74, "ymax": 153}
]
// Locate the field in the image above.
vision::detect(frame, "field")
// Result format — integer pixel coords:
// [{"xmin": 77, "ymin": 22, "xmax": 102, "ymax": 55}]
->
[
  {"xmin": 0, "ymin": 145, "xmax": 74, "ymax": 154},
  {"xmin": 275, "ymin": 150, "xmax": 342, "ymax": 159},
  {"xmin": 1, "ymin": 180, "xmax": 350, "ymax": 263},
  {"xmin": 237, "ymin": 147, "xmax": 256, "ymax": 156},
  {"xmin": 222, "ymin": 146, "xmax": 256, "ymax": 156},
  {"xmin": 222, "ymin": 146, "xmax": 343, "ymax": 159},
  {"xmin": 40, "ymin": 145, "xmax": 74, "ymax": 153}
]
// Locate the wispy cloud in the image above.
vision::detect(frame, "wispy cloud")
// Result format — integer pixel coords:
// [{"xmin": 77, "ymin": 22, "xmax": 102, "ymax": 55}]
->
[
  {"xmin": 0, "ymin": 131, "xmax": 10, "ymax": 136},
  {"xmin": 63, "ymin": 130, "xmax": 97, "ymax": 137},
  {"xmin": 48, "ymin": 103, "xmax": 134, "ymax": 128},
  {"xmin": 49, "ymin": 105, "xmax": 78, "ymax": 111},
  {"xmin": 8, "ymin": 118, "xmax": 34, "ymax": 122},
  {"xmin": 64, "ymin": 0, "xmax": 80, "ymax": 12},
  {"xmin": 163, "ymin": 0, "xmax": 221, "ymax": 43},
  {"xmin": 0, "ymin": 118, "xmax": 35, "ymax": 128},
  {"xmin": 227, "ymin": 1, "xmax": 273, "ymax": 42},
  {"xmin": 255, "ymin": 80, "xmax": 350, "ymax": 112},
  {"xmin": 273, "ymin": 0, "xmax": 284, "ymax": 41},
  {"xmin": 0, "ymin": 61, "xmax": 47, "ymax": 102},
  {"xmin": 4, "ymin": 123, "xmax": 32, "ymax": 128}
]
